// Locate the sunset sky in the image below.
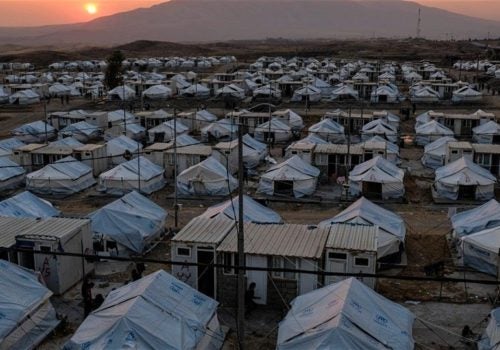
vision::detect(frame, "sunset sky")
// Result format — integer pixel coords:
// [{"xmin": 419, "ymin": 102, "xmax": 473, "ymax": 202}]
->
[{"xmin": 0, "ymin": 0, "xmax": 497, "ymax": 27}]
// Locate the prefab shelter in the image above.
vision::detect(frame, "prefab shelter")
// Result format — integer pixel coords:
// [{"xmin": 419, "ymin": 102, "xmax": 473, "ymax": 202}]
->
[
  {"xmin": 98, "ymin": 156, "xmax": 165, "ymax": 195},
  {"xmin": 254, "ymin": 118, "xmax": 292, "ymax": 144},
  {"xmin": 415, "ymin": 120, "xmax": 454, "ymax": 146},
  {"xmin": 164, "ymin": 144, "xmax": 213, "ymax": 179},
  {"xmin": 199, "ymin": 195, "xmax": 282, "ymax": 224},
  {"xmin": 65, "ymin": 270, "xmax": 224, "ymax": 350},
  {"xmin": 0, "ymin": 137, "xmax": 24, "ymax": 159},
  {"xmin": 461, "ymin": 227, "xmax": 500, "ymax": 275},
  {"xmin": 0, "ymin": 157, "xmax": 25, "ymax": 191},
  {"xmin": 451, "ymin": 199, "xmax": 500, "ymax": 238},
  {"xmin": 106, "ymin": 135, "xmax": 142, "ymax": 165},
  {"xmin": 142, "ymin": 84, "xmax": 172, "ymax": 99},
  {"xmin": 319, "ymin": 197, "xmax": 406, "ymax": 259},
  {"xmin": 271, "ymin": 109, "xmax": 304, "ymax": 131},
  {"xmin": 433, "ymin": 157, "xmax": 496, "ymax": 201},
  {"xmin": 258, "ymin": 155, "xmax": 320, "ymax": 198},
  {"xmin": 59, "ymin": 121, "xmax": 101, "ymax": 142},
  {"xmin": 422, "ymin": 136, "xmax": 457, "ymax": 169},
  {"xmin": 177, "ymin": 109, "xmax": 217, "ymax": 132},
  {"xmin": 73, "ymin": 143, "xmax": 108, "ymax": 177},
  {"xmin": 12, "ymin": 120, "xmax": 56, "ymax": 143},
  {"xmin": 89, "ymin": 191, "xmax": 167, "ymax": 254},
  {"xmin": 0, "ymin": 260, "xmax": 59, "ymax": 350},
  {"xmin": 176, "ymin": 156, "xmax": 237, "ymax": 196},
  {"xmin": 349, "ymin": 156, "xmax": 405, "ymax": 200},
  {"xmin": 473, "ymin": 121, "xmax": 500, "ymax": 144},
  {"xmin": 26, "ymin": 156, "xmax": 95, "ymax": 195},
  {"xmin": 147, "ymin": 119, "xmax": 189, "ymax": 143},
  {"xmin": 308, "ymin": 119, "xmax": 345, "ymax": 143},
  {"xmin": 276, "ymin": 278, "xmax": 415, "ymax": 350},
  {"xmin": 0, "ymin": 191, "xmax": 59, "ymax": 218},
  {"xmin": 361, "ymin": 119, "xmax": 398, "ymax": 143}
]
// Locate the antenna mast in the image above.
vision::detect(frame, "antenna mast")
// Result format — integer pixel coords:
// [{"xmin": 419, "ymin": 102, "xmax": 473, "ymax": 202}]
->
[{"xmin": 416, "ymin": 8, "xmax": 422, "ymax": 38}]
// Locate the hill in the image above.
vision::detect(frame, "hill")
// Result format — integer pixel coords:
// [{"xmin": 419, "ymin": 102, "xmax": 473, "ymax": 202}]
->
[{"xmin": 0, "ymin": 0, "xmax": 499, "ymax": 46}]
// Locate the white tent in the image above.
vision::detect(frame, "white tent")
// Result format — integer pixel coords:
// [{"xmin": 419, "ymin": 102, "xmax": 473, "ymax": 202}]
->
[
  {"xmin": 0, "ymin": 191, "xmax": 60, "ymax": 218},
  {"xmin": 180, "ymin": 84, "xmax": 210, "ymax": 98},
  {"xmin": 363, "ymin": 135, "xmax": 400, "ymax": 164},
  {"xmin": 142, "ymin": 84, "xmax": 172, "ymax": 99},
  {"xmin": 308, "ymin": 118, "xmax": 345, "ymax": 143},
  {"xmin": 452, "ymin": 86, "xmax": 482, "ymax": 103},
  {"xmin": 0, "ymin": 157, "xmax": 25, "ymax": 191},
  {"xmin": 26, "ymin": 156, "xmax": 96, "ymax": 195},
  {"xmin": 451, "ymin": 199, "xmax": 500, "ymax": 238},
  {"xmin": 201, "ymin": 119, "xmax": 238, "ymax": 142},
  {"xmin": 253, "ymin": 85, "xmax": 282, "ymax": 99},
  {"xmin": 106, "ymin": 135, "xmax": 143, "ymax": 165},
  {"xmin": 433, "ymin": 157, "xmax": 496, "ymax": 201},
  {"xmin": 65, "ymin": 270, "xmax": 224, "ymax": 350},
  {"xmin": 9, "ymin": 89, "xmax": 40, "ymax": 105},
  {"xmin": 254, "ymin": 118, "xmax": 292, "ymax": 143},
  {"xmin": 415, "ymin": 110, "xmax": 444, "ymax": 128},
  {"xmin": 258, "ymin": 155, "xmax": 320, "ymax": 198},
  {"xmin": 177, "ymin": 156, "xmax": 237, "ymax": 196},
  {"xmin": 107, "ymin": 85, "xmax": 135, "ymax": 101},
  {"xmin": 361, "ymin": 119, "xmax": 398, "ymax": 143},
  {"xmin": 349, "ymin": 156, "xmax": 405, "ymax": 200},
  {"xmin": 415, "ymin": 120, "xmax": 454, "ymax": 146},
  {"xmin": 421, "ymin": 136, "xmax": 457, "ymax": 169},
  {"xmin": 291, "ymin": 85, "xmax": 321, "ymax": 102},
  {"xmin": 277, "ymin": 277, "xmax": 414, "ymax": 350},
  {"xmin": 478, "ymin": 308, "xmax": 500, "ymax": 349},
  {"xmin": 473, "ymin": 121, "xmax": 500, "ymax": 144},
  {"xmin": 461, "ymin": 227, "xmax": 500, "ymax": 275},
  {"xmin": 0, "ymin": 260, "xmax": 59, "ymax": 350},
  {"xmin": 330, "ymin": 84, "xmax": 359, "ymax": 101},
  {"xmin": 411, "ymin": 86, "xmax": 440, "ymax": 102},
  {"xmin": 49, "ymin": 83, "xmax": 71, "ymax": 97},
  {"xmin": 370, "ymin": 85, "xmax": 399, "ymax": 103},
  {"xmin": 272, "ymin": 109, "xmax": 304, "ymax": 131},
  {"xmin": 199, "ymin": 195, "xmax": 282, "ymax": 224},
  {"xmin": 243, "ymin": 133, "xmax": 267, "ymax": 165},
  {"xmin": 60, "ymin": 121, "xmax": 101, "ymax": 142},
  {"xmin": 319, "ymin": 197, "xmax": 405, "ymax": 258},
  {"xmin": 147, "ymin": 119, "xmax": 189, "ymax": 143},
  {"xmin": 216, "ymin": 84, "xmax": 245, "ymax": 100},
  {"xmin": 12, "ymin": 120, "xmax": 56, "ymax": 143},
  {"xmin": 98, "ymin": 156, "xmax": 166, "ymax": 195},
  {"xmin": 89, "ymin": 191, "xmax": 167, "ymax": 254},
  {"xmin": 0, "ymin": 86, "xmax": 9, "ymax": 104}
]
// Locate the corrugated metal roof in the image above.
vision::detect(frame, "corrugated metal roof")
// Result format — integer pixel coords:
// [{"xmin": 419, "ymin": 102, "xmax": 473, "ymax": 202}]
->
[
  {"xmin": 75, "ymin": 144, "xmax": 105, "ymax": 151},
  {"xmin": 289, "ymin": 143, "xmax": 316, "ymax": 151},
  {"xmin": 165, "ymin": 144, "xmax": 212, "ymax": 155},
  {"xmin": 448, "ymin": 141, "xmax": 473, "ymax": 149},
  {"xmin": 214, "ymin": 141, "xmax": 238, "ymax": 150},
  {"xmin": 0, "ymin": 217, "xmax": 38, "ymax": 247},
  {"xmin": 19, "ymin": 217, "xmax": 90, "ymax": 240},
  {"xmin": 172, "ymin": 216, "xmax": 235, "ymax": 245},
  {"xmin": 472, "ymin": 144, "xmax": 500, "ymax": 154},
  {"xmin": 325, "ymin": 223, "xmax": 377, "ymax": 252},
  {"xmin": 314, "ymin": 144, "xmax": 363, "ymax": 155},
  {"xmin": 31, "ymin": 145, "xmax": 74, "ymax": 155},
  {"xmin": 144, "ymin": 143, "xmax": 172, "ymax": 151},
  {"xmin": 217, "ymin": 223, "xmax": 330, "ymax": 259},
  {"xmin": 15, "ymin": 144, "xmax": 45, "ymax": 152}
]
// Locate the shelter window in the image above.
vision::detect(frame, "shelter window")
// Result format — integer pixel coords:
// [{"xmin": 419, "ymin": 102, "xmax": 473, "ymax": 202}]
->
[
  {"xmin": 223, "ymin": 252, "xmax": 238, "ymax": 275},
  {"xmin": 354, "ymin": 257, "xmax": 370, "ymax": 267},
  {"xmin": 40, "ymin": 246, "xmax": 51, "ymax": 253},
  {"xmin": 476, "ymin": 153, "xmax": 491, "ymax": 167},
  {"xmin": 328, "ymin": 252, "xmax": 347, "ymax": 260},
  {"xmin": 176, "ymin": 247, "xmax": 191, "ymax": 257},
  {"xmin": 272, "ymin": 257, "xmax": 297, "ymax": 280}
]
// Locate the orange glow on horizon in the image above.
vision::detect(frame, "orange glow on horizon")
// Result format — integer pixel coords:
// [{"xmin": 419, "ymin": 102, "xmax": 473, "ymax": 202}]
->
[{"xmin": 84, "ymin": 3, "xmax": 98, "ymax": 15}]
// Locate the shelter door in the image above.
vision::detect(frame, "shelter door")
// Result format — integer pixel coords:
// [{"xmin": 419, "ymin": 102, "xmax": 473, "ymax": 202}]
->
[
  {"xmin": 197, "ymin": 249, "xmax": 215, "ymax": 298},
  {"xmin": 362, "ymin": 181, "xmax": 382, "ymax": 199},
  {"xmin": 246, "ymin": 255, "xmax": 267, "ymax": 304},
  {"xmin": 325, "ymin": 252, "xmax": 347, "ymax": 286}
]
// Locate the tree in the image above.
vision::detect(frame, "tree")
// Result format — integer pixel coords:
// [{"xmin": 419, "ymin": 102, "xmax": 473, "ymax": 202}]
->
[{"xmin": 104, "ymin": 50, "xmax": 125, "ymax": 90}]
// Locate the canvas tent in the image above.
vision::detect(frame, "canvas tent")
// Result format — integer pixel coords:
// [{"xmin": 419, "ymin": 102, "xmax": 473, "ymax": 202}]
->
[
  {"xmin": 0, "ymin": 191, "xmax": 59, "ymax": 218},
  {"xmin": 0, "ymin": 260, "xmax": 59, "ymax": 350},
  {"xmin": 461, "ymin": 227, "xmax": 500, "ymax": 275},
  {"xmin": 478, "ymin": 308, "xmax": 500, "ymax": 350},
  {"xmin": 308, "ymin": 119, "xmax": 345, "ymax": 143},
  {"xmin": 361, "ymin": 119, "xmax": 398, "ymax": 143},
  {"xmin": 271, "ymin": 109, "xmax": 304, "ymax": 131},
  {"xmin": 291, "ymin": 85, "xmax": 321, "ymax": 102},
  {"xmin": 433, "ymin": 157, "xmax": 496, "ymax": 201},
  {"xmin": 0, "ymin": 157, "xmax": 25, "ymax": 191},
  {"xmin": 199, "ymin": 195, "xmax": 282, "ymax": 224},
  {"xmin": 26, "ymin": 156, "xmax": 96, "ymax": 195},
  {"xmin": 98, "ymin": 156, "xmax": 165, "ymax": 195},
  {"xmin": 452, "ymin": 86, "xmax": 482, "ymax": 103},
  {"xmin": 473, "ymin": 121, "xmax": 500, "ymax": 144},
  {"xmin": 12, "ymin": 120, "xmax": 56, "ymax": 143},
  {"xmin": 242, "ymin": 133, "xmax": 267, "ymax": 166},
  {"xmin": 319, "ymin": 197, "xmax": 406, "ymax": 258},
  {"xmin": 411, "ymin": 86, "xmax": 440, "ymax": 102},
  {"xmin": 60, "ymin": 121, "xmax": 101, "ymax": 142},
  {"xmin": 349, "ymin": 156, "xmax": 405, "ymax": 200},
  {"xmin": 49, "ymin": 83, "xmax": 71, "ymax": 97},
  {"xmin": 216, "ymin": 84, "xmax": 245, "ymax": 100},
  {"xmin": 177, "ymin": 156, "xmax": 237, "ymax": 196},
  {"xmin": 147, "ymin": 119, "xmax": 189, "ymax": 143},
  {"xmin": 415, "ymin": 120, "xmax": 454, "ymax": 146},
  {"xmin": 451, "ymin": 199, "xmax": 500, "ymax": 238},
  {"xmin": 142, "ymin": 84, "xmax": 172, "ymax": 100},
  {"xmin": 180, "ymin": 84, "xmax": 210, "ymax": 98},
  {"xmin": 201, "ymin": 119, "xmax": 238, "ymax": 142},
  {"xmin": 106, "ymin": 135, "xmax": 143, "ymax": 165},
  {"xmin": 107, "ymin": 85, "xmax": 135, "ymax": 101},
  {"xmin": 370, "ymin": 85, "xmax": 399, "ymax": 103},
  {"xmin": 330, "ymin": 84, "xmax": 359, "ymax": 101},
  {"xmin": 65, "ymin": 270, "xmax": 224, "ymax": 350},
  {"xmin": 422, "ymin": 136, "xmax": 457, "ymax": 169},
  {"xmin": 89, "ymin": 191, "xmax": 167, "ymax": 254},
  {"xmin": 9, "ymin": 89, "xmax": 40, "ymax": 105},
  {"xmin": 254, "ymin": 119, "xmax": 292, "ymax": 143},
  {"xmin": 276, "ymin": 277, "xmax": 414, "ymax": 350},
  {"xmin": 258, "ymin": 155, "xmax": 320, "ymax": 198}
]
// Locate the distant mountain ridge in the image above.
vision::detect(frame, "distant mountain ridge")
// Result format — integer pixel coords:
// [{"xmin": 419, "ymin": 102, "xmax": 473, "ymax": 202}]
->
[{"xmin": 0, "ymin": 0, "xmax": 498, "ymax": 46}]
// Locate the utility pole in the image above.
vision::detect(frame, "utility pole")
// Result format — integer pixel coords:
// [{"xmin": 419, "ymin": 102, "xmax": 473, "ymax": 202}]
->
[
  {"xmin": 416, "ymin": 8, "xmax": 422, "ymax": 39},
  {"xmin": 43, "ymin": 98, "xmax": 48, "ymax": 144},
  {"xmin": 237, "ymin": 126, "xmax": 245, "ymax": 350},
  {"xmin": 173, "ymin": 108, "xmax": 179, "ymax": 228}
]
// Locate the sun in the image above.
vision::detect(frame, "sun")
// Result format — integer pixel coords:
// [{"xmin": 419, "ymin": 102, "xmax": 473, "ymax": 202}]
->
[{"xmin": 84, "ymin": 3, "xmax": 98, "ymax": 15}]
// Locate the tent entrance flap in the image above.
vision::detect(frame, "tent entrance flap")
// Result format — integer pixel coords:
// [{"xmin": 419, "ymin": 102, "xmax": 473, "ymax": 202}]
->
[
  {"xmin": 197, "ymin": 249, "xmax": 215, "ymax": 298},
  {"xmin": 191, "ymin": 180, "xmax": 207, "ymax": 195},
  {"xmin": 362, "ymin": 181, "xmax": 382, "ymax": 199},
  {"xmin": 274, "ymin": 180, "xmax": 294, "ymax": 196},
  {"xmin": 458, "ymin": 185, "xmax": 476, "ymax": 200}
]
